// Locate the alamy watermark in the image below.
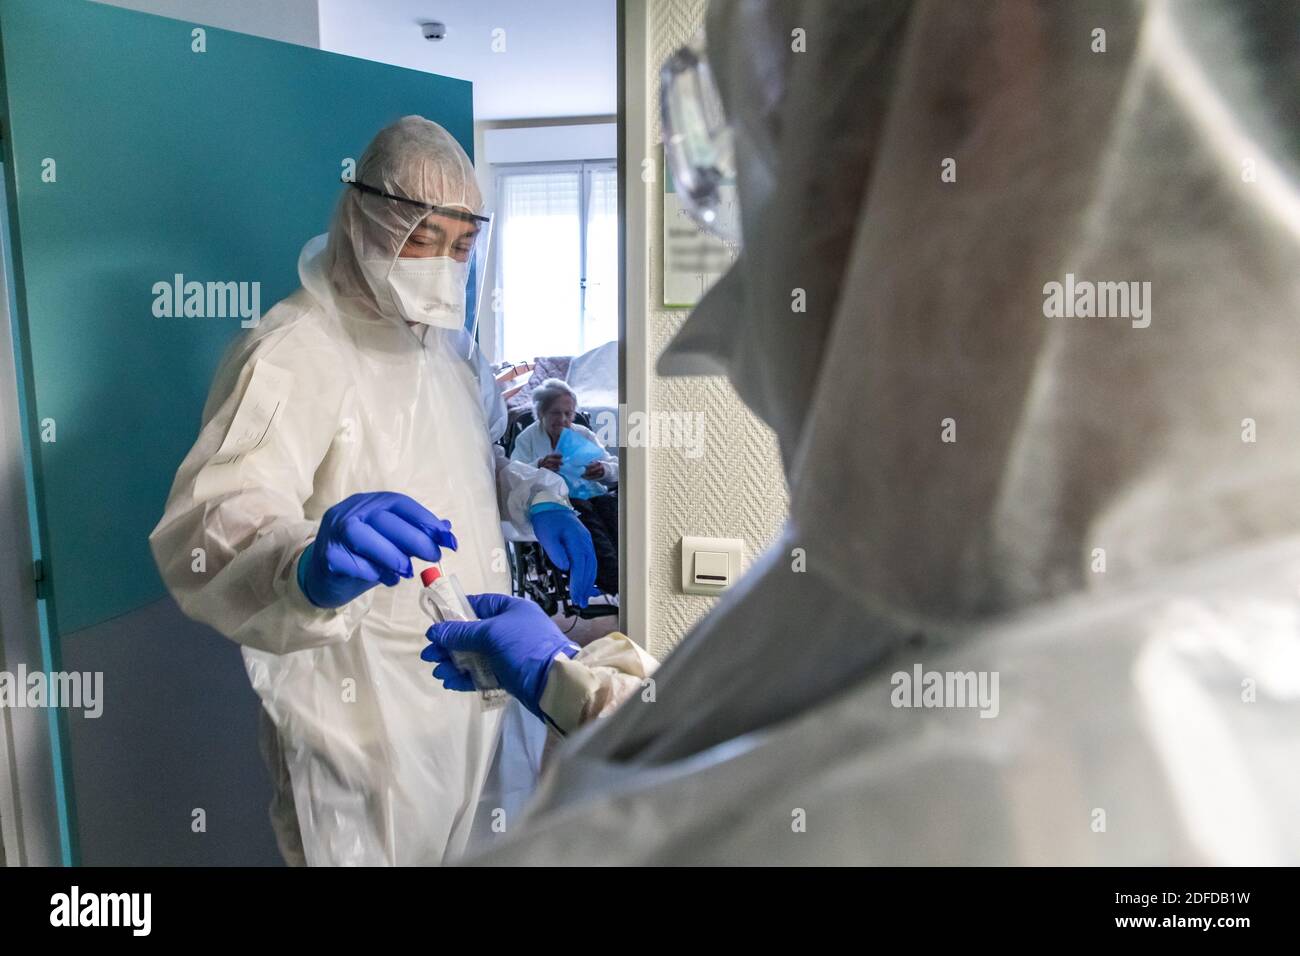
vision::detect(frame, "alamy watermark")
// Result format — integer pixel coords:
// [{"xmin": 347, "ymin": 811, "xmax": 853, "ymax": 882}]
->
[
  {"xmin": 1042, "ymin": 273, "xmax": 1151, "ymax": 328},
  {"xmin": 152, "ymin": 273, "xmax": 261, "ymax": 328},
  {"xmin": 0, "ymin": 666, "xmax": 103, "ymax": 719},
  {"xmin": 586, "ymin": 405, "xmax": 706, "ymax": 459},
  {"xmin": 50, "ymin": 886, "xmax": 150, "ymax": 936},
  {"xmin": 891, "ymin": 664, "xmax": 999, "ymax": 718}
]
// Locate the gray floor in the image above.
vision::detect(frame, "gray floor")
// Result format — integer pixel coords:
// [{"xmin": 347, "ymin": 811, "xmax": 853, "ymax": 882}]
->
[{"xmin": 61, "ymin": 597, "xmax": 282, "ymax": 866}]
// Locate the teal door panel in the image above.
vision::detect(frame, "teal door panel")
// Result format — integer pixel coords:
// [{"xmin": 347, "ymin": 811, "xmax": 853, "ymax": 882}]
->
[{"xmin": 0, "ymin": 0, "xmax": 475, "ymax": 635}]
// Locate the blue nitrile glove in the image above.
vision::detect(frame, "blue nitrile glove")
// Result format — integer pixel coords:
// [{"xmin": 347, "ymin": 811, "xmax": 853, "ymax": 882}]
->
[
  {"xmin": 422, "ymin": 593, "xmax": 579, "ymax": 721},
  {"xmin": 529, "ymin": 504, "xmax": 599, "ymax": 608},
  {"xmin": 297, "ymin": 491, "xmax": 457, "ymax": 609}
]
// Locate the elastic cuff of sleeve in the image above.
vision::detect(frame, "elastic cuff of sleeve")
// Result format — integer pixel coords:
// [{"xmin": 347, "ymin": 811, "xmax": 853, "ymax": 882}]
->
[
  {"xmin": 538, "ymin": 653, "xmax": 600, "ymax": 734},
  {"xmin": 529, "ymin": 501, "xmax": 571, "ymax": 517},
  {"xmin": 296, "ymin": 542, "xmax": 317, "ymax": 606},
  {"xmin": 284, "ymin": 542, "xmax": 373, "ymax": 626},
  {"xmin": 282, "ymin": 570, "xmax": 374, "ymax": 635}
]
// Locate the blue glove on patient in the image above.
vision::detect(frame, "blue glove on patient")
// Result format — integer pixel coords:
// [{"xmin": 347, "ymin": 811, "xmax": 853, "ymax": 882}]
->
[
  {"xmin": 530, "ymin": 504, "xmax": 600, "ymax": 608},
  {"xmin": 422, "ymin": 593, "xmax": 580, "ymax": 721},
  {"xmin": 297, "ymin": 491, "xmax": 457, "ymax": 609}
]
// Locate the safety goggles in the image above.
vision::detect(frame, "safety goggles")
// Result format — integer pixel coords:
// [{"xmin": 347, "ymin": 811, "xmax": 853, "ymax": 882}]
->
[
  {"xmin": 660, "ymin": 31, "xmax": 740, "ymax": 243},
  {"xmin": 350, "ymin": 180, "xmax": 490, "ymax": 226}
]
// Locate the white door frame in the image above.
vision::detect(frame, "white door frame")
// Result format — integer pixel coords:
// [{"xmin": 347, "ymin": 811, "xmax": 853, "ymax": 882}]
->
[
  {"xmin": 0, "ymin": 164, "xmax": 64, "ymax": 866},
  {"xmin": 618, "ymin": 0, "xmax": 651, "ymax": 646}
]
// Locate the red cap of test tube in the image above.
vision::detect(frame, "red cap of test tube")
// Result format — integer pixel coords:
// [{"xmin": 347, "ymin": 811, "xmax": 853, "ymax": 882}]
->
[{"xmin": 420, "ymin": 566, "xmax": 442, "ymax": 587}]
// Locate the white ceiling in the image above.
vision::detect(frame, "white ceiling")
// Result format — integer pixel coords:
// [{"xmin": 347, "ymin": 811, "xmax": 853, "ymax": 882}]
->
[{"xmin": 317, "ymin": 0, "xmax": 617, "ymax": 121}]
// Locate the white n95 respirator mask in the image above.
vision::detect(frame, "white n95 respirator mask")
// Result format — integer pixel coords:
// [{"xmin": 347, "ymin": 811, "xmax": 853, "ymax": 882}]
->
[{"xmin": 363, "ymin": 256, "xmax": 469, "ymax": 328}]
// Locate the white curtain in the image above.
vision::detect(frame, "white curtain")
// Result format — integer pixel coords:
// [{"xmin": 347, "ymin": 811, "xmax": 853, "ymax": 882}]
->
[
  {"xmin": 495, "ymin": 162, "xmax": 617, "ymax": 362},
  {"xmin": 583, "ymin": 166, "xmax": 618, "ymax": 351}
]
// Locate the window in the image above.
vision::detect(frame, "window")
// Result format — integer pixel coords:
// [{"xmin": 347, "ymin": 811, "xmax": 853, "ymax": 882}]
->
[{"xmin": 494, "ymin": 161, "xmax": 617, "ymax": 361}]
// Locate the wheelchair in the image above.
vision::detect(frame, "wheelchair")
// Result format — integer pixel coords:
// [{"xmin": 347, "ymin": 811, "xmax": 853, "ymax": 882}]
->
[{"xmin": 500, "ymin": 409, "xmax": 619, "ymax": 621}]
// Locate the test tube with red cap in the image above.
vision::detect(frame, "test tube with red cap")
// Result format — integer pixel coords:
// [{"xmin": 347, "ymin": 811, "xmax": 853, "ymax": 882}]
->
[{"xmin": 419, "ymin": 564, "xmax": 506, "ymax": 706}]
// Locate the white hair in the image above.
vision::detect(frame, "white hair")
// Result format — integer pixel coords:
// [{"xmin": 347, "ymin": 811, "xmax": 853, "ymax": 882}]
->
[{"xmin": 531, "ymin": 378, "xmax": 579, "ymax": 420}]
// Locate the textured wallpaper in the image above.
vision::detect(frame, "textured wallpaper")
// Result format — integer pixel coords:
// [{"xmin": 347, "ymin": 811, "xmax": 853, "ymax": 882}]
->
[{"xmin": 643, "ymin": 0, "xmax": 789, "ymax": 658}]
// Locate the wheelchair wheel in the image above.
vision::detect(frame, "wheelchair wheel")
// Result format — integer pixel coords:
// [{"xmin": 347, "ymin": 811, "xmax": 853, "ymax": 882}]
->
[{"xmin": 509, "ymin": 541, "xmax": 560, "ymax": 617}]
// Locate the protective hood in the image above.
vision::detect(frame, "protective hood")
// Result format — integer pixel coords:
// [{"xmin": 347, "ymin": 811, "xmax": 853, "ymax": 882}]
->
[
  {"xmin": 305, "ymin": 115, "xmax": 483, "ymax": 326},
  {"xmin": 665, "ymin": 0, "xmax": 1300, "ymax": 622}
]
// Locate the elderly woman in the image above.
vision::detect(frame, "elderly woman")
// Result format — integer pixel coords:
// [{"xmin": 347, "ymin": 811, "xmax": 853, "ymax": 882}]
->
[{"xmin": 511, "ymin": 378, "xmax": 619, "ymax": 597}]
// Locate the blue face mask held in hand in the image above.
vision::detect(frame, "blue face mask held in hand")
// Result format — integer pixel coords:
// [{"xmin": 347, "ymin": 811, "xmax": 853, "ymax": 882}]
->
[{"xmin": 555, "ymin": 427, "xmax": 608, "ymax": 500}]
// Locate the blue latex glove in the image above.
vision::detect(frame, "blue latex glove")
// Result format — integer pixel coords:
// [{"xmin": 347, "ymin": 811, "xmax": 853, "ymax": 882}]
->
[
  {"xmin": 530, "ymin": 504, "xmax": 599, "ymax": 608},
  {"xmin": 297, "ymin": 491, "xmax": 457, "ymax": 609},
  {"xmin": 422, "ymin": 593, "xmax": 579, "ymax": 722}
]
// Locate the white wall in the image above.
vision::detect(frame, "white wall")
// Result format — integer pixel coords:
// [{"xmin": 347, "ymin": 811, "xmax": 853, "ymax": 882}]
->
[
  {"xmin": 317, "ymin": 0, "xmax": 616, "ymax": 121},
  {"xmin": 90, "ymin": 0, "xmax": 321, "ymax": 46},
  {"xmin": 625, "ymin": 0, "xmax": 788, "ymax": 657},
  {"xmin": 482, "ymin": 123, "xmax": 616, "ymax": 164}
]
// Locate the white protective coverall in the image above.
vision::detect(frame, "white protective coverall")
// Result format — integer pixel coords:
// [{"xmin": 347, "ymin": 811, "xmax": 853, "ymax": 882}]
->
[
  {"xmin": 470, "ymin": 0, "xmax": 1300, "ymax": 864},
  {"xmin": 150, "ymin": 117, "xmax": 572, "ymax": 866}
]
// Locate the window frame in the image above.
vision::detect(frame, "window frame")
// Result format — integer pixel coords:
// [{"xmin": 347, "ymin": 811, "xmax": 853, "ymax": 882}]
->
[{"xmin": 492, "ymin": 158, "xmax": 618, "ymax": 361}]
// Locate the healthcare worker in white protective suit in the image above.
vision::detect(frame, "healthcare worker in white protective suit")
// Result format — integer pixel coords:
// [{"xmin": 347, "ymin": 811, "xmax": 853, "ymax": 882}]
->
[
  {"xmin": 149, "ymin": 116, "xmax": 603, "ymax": 866},
  {"xmin": 424, "ymin": 0, "xmax": 1300, "ymax": 864}
]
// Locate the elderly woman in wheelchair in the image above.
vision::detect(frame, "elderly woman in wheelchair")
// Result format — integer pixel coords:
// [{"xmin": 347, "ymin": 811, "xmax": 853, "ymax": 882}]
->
[{"xmin": 507, "ymin": 378, "xmax": 619, "ymax": 607}]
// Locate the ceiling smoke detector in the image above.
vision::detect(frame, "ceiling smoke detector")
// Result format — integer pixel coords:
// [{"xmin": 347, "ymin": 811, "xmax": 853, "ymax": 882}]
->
[{"xmin": 421, "ymin": 21, "xmax": 447, "ymax": 41}]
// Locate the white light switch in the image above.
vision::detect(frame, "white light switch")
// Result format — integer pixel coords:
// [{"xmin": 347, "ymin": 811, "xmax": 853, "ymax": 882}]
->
[
  {"xmin": 681, "ymin": 536, "xmax": 743, "ymax": 595},
  {"xmin": 694, "ymin": 550, "xmax": 729, "ymax": 586}
]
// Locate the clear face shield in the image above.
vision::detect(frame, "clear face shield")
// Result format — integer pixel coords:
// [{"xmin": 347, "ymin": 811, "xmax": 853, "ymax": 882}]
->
[
  {"xmin": 660, "ymin": 31, "xmax": 740, "ymax": 244},
  {"xmin": 350, "ymin": 180, "xmax": 493, "ymax": 352}
]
